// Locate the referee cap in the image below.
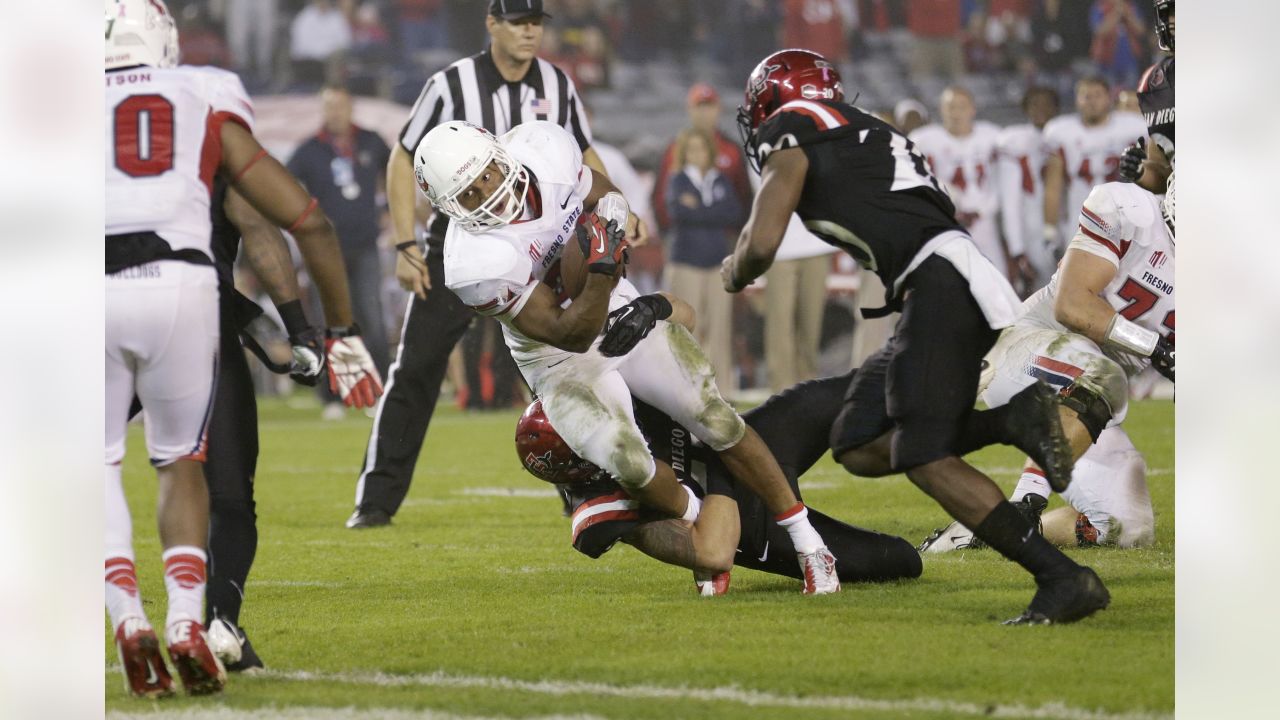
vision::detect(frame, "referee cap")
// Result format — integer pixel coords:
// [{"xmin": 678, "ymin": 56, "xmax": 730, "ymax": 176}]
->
[{"xmin": 489, "ymin": 0, "xmax": 552, "ymax": 20}]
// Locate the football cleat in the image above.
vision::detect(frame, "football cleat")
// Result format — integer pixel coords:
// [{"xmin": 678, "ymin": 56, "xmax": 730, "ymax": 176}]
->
[
  {"xmin": 165, "ymin": 620, "xmax": 227, "ymax": 695},
  {"xmin": 1075, "ymin": 513, "xmax": 1101, "ymax": 546},
  {"xmin": 1005, "ymin": 382, "xmax": 1074, "ymax": 493},
  {"xmin": 694, "ymin": 570, "xmax": 731, "ymax": 596},
  {"xmin": 798, "ymin": 547, "xmax": 841, "ymax": 595},
  {"xmin": 918, "ymin": 520, "xmax": 982, "ymax": 553},
  {"xmin": 345, "ymin": 507, "xmax": 392, "ymax": 529},
  {"xmin": 1004, "ymin": 566, "xmax": 1110, "ymax": 625},
  {"xmin": 115, "ymin": 617, "xmax": 174, "ymax": 699},
  {"xmin": 207, "ymin": 618, "xmax": 264, "ymax": 672}
]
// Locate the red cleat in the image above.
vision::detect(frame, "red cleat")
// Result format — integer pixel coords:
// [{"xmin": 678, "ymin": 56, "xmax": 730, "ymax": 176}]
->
[
  {"xmin": 165, "ymin": 620, "xmax": 227, "ymax": 696},
  {"xmin": 115, "ymin": 618, "xmax": 174, "ymax": 699},
  {"xmin": 799, "ymin": 546, "xmax": 841, "ymax": 595},
  {"xmin": 694, "ymin": 570, "xmax": 731, "ymax": 596}
]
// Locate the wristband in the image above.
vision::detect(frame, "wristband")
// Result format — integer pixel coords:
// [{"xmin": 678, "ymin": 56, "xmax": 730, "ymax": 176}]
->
[
  {"xmin": 286, "ymin": 197, "xmax": 319, "ymax": 233},
  {"xmin": 395, "ymin": 240, "xmax": 418, "ymax": 252},
  {"xmin": 1104, "ymin": 314, "xmax": 1159, "ymax": 357},
  {"xmin": 595, "ymin": 191, "xmax": 630, "ymax": 230},
  {"xmin": 326, "ymin": 323, "xmax": 363, "ymax": 339},
  {"xmin": 644, "ymin": 294, "xmax": 673, "ymax": 320},
  {"xmin": 276, "ymin": 299, "xmax": 310, "ymax": 337}
]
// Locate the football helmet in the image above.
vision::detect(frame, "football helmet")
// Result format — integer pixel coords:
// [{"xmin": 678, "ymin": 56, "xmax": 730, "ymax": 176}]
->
[
  {"xmin": 736, "ymin": 49, "xmax": 844, "ymax": 171},
  {"xmin": 414, "ymin": 120, "xmax": 529, "ymax": 233},
  {"xmin": 1153, "ymin": 0, "xmax": 1174, "ymax": 52},
  {"xmin": 105, "ymin": 0, "xmax": 180, "ymax": 71},
  {"xmin": 515, "ymin": 400, "xmax": 602, "ymax": 484}
]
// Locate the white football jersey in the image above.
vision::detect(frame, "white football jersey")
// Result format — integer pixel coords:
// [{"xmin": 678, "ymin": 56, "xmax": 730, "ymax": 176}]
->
[
  {"xmin": 443, "ymin": 121, "xmax": 597, "ymax": 363},
  {"xmin": 910, "ymin": 122, "xmax": 1003, "ymax": 264},
  {"xmin": 1042, "ymin": 111, "xmax": 1147, "ymax": 237},
  {"xmin": 106, "ymin": 66, "xmax": 254, "ymax": 258},
  {"xmin": 995, "ymin": 123, "xmax": 1048, "ymax": 258},
  {"xmin": 1019, "ymin": 182, "xmax": 1175, "ymax": 378}
]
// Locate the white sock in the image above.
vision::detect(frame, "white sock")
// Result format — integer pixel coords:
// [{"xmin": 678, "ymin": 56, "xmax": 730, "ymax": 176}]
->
[
  {"xmin": 105, "ymin": 463, "xmax": 147, "ymax": 632},
  {"xmin": 680, "ymin": 485, "xmax": 702, "ymax": 522},
  {"xmin": 1011, "ymin": 467, "xmax": 1051, "ymax": 503},
  {"xmin": 776, "ymin": 503, "xmax": 823, "ymax": 555},
  {"xmin": 162, "ymin": 546, "xmax": 207, "ymax": 630}
]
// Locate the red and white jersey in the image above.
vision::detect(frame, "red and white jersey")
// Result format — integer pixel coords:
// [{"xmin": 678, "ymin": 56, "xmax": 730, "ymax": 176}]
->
[
  {"xmin": 105, "ymin": 65, "xmax": 254, "ymax": 257},
  {"xmin": 996, "ymin": 123, "xmax": 1048, "ymax": 257},
  {"xmin": 910, "ymin": 121, "xmax": 1003, "ymax": 264},
  {"xmin": 1020, "ymin": 182, "xmax": 1175, "ymax": 377},
  {"xmin": 443, "ymin": 121, "xmax": 597, "ymax": 362},
  {"xmin": 1042, "ymin": 111, "xmax": 1147, "ymax": 236}
]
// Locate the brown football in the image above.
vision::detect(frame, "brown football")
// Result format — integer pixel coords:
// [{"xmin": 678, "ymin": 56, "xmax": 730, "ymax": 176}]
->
[{"xmin": 557, "ymin": 212, "xmax": 620, "ymax": 299}]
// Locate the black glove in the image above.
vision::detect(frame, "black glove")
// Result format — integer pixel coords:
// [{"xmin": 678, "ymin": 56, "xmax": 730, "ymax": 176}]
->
[
  {"xmin": 576, "ymin": 215, "xmax": 629, "ymax": 276},
  {"xmin": 1150, "ymin": 334, "xmax": 1174, "ymax": 382},
  {"xmin": 1118, "ymin": 138, "xmax": 1147, "ymax": 183},
  {"xmin": 599, "ymin": 294, "xmax": 673, "ymax": 357},
  {"xmin": 288, "ymin": 326, "xmax": 326, "ymax": 386}
]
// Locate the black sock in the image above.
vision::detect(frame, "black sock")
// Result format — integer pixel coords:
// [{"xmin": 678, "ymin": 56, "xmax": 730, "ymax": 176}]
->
[
  {"xmin": 973, "ymin": 502, "xmax": 1075, "ymax": 578},
  {"xmin": 953, "ymin": 405, "xmax": 1014, "ymax": 456},
  {"xmin": 205, "ymin": 504, "xmax": 258, "ymax": 625}
]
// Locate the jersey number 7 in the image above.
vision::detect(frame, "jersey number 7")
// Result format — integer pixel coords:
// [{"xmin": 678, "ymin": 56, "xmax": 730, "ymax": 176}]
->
[{"xmin": 1117, "ymin": 277, "xmax": 1175, "ymax": 344}]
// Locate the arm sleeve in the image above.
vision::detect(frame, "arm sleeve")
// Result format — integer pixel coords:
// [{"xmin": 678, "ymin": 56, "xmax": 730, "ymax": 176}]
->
[{"xmin": 995, "ymin": 133, "xmax": 1027, "ymax": 256}]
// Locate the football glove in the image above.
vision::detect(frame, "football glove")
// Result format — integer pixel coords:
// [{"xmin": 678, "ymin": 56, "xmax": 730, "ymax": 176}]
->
[
  {"xmin": 288, "ymin": 326, "xmax": 326, "ymax": 386},
  {"xmin": 576, "ymin": 214, "xmax": 629, "ymax": 276},
  {"xmin": 599, "ymin": 294, "xmax": 672, "ymax": 357},
  {"xmin": 1150, "ymin": 335, "xmax": 1174, "ymax": 382},
  {"xmin": 325, "ymin": 325, "xmax": 385, "ymax": 408},
  {"xmin": 1118, "ymin": 138, "xmax": 1147, "ymax": 183}
]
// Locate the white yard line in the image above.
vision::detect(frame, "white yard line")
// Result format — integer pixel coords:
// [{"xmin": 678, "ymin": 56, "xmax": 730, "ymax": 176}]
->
[
  {"xmin": 105, "ymin": 665, "xmax": 1170, "ymax": 720},
  {"xmin": 107, "ymin": 707, "xmax": 602, "ymax": 720}
]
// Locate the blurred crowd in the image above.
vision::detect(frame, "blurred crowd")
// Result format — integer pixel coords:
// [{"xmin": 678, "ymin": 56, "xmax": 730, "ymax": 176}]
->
[{"xmin": 182, "ymin": 0, "xmax": 1169, "ymax": 406}]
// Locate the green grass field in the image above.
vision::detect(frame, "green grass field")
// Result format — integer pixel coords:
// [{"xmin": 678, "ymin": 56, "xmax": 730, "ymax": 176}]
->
[{"xmin": 105, "ymin": 395, "xmax": 1173, "ymax": 720}]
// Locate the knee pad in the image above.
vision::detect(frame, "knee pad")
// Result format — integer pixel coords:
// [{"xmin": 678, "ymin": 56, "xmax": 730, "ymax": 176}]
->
[{"xmin": 1060, "ymin": 382, "xmax": 1114, "ymax": 443}]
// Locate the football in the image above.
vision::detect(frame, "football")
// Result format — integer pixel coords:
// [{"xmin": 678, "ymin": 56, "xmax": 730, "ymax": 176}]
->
[{"xmin": 558, "ymin": 212, "xmax": 621, "ymax": 299}]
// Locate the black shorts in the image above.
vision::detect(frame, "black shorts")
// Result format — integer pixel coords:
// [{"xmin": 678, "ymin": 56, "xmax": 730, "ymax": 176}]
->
[{"xmin": 831, "ymin": 255, "xmax": 999, "ymax": 470}]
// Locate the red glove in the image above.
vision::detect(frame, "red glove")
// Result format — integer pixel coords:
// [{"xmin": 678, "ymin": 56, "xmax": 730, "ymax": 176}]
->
[{"xmin": 324, "ymin": 326, "xmax": 384, "ymax": 408}]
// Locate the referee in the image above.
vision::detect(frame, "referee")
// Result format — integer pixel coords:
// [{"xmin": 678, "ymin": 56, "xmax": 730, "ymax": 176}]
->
[{"xmin": 346, "ymin": 0, "xmax": 608, "ymax": 528}]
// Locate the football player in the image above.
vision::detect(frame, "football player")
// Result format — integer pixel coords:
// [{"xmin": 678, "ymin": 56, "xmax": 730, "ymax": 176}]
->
[
  {"xmin": 413, "ymin": 120, "xmax": 842, "ymax": 595},
  {"xmin": 922, "ymin": 176, "xmax": 1174, "ymax": 552},
  {"xmin": 1042, "ymin": 76, "xmax": 1148, "ymax": 255},
  {"xmin": 516, "ymin": 371, "xmax": 923, "ymax": 593},
  {"xmin": 1119, "ymin": 0, "xmax": 1175, "ymax": 193},
  {"xmin": 105, "ymin": 0, "xmax": 380, "ymax": 697},
  {"xmin": 996, "ymin": 86, "xmax": 1061, "ymax": 294},
  {"xmin": 723, "ymin": 49, "xmax": 1107, "ymax": 625}
]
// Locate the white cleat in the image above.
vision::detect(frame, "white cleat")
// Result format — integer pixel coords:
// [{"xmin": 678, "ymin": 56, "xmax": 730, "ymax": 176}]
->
[
  {"xmin": 206, "ymin": 617, "xmax": 244, "ymax": 666},
  {"xmin": 918, "ymin": 520, "xmax": 983, "ymax": 553},
  {"xmin": 798, "ymin": 547, "xmax": 841, "ymax": 595}
]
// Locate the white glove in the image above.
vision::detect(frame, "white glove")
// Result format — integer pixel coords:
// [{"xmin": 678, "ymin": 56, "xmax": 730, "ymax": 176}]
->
[{"xmin": 324, "ymin": 328, "xmax": 384, "ymax": 408}]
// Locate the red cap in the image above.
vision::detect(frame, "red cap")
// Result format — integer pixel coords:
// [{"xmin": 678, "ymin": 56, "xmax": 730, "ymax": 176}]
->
[{"xmin": 686, "ymin": 83, "xmax": 720, "ymax": 107}]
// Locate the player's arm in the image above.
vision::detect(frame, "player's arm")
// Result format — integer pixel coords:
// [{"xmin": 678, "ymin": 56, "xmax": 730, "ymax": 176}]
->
[
  {"xmin": 660, "ymin": 292, "xmax": 695, "ymax": 332},
  {"xmin": 621, "ymin": 494, "xmax": 741, "ymax": 574},
  {"xmin": 1137, "ymin": 140, "xmax": 1172, "ymax": 194},
  {"xmin": 1042, "ymin": 150, "xmax": 1066, "ymax": 242},
  {"xmin": 582, "ymin": 146, "xmax": 608, "ymax": 178},
  {"xmin": 226, "ymin": 188, "xmax": 302, "ymax": 308},
  {"xmin": 1052, "ymin": 249, "xmax": 1121, "ymax": 345},
  {"xmin": 388, "ymin": 143, "xmax": 430, "ymax": 299},
  {"xmin": 722, "ymin": 146, "xmax": 806, "ymax": 293},
  {"xmin": 511, "ymin": 278, "xmax": 614, "ymax": 353},
  {"xmin": 597, "ymin": 290, "xmax": 694, "ymax": 357}
]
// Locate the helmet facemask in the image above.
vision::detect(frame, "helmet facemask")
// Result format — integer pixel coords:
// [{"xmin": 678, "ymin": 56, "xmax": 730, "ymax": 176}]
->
[
  {"xmin": 1154, "ymin": 0, "xmax": 1174, "ymax": 52},
  {"xmin": 435, "ymin": 143, "xmax": 529, "ymax": 233}
]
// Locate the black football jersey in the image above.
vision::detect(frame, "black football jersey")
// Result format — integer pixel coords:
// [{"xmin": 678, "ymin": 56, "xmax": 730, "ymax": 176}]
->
[
  {"xmin": 1138, "ymin": 56, "xmax": 1175, "ymax": 150},
  {"xmin": 754, "ymin": 100, "xmax": 964, "ymax": 301},
  {"xmin": 209, "ymin": 177, "xmax": 240, "ymax": 294}
]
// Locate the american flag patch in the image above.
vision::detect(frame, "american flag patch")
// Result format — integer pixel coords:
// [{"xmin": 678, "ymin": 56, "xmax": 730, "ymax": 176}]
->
[{"xmin": 529, "ymin": 97, "xmax": 553, "ymax": 118}]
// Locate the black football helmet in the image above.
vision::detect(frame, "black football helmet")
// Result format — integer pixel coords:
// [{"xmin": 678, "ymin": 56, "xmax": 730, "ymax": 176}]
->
[{"xmin": 1154, "ymin": 0, "xmax": 1174, "ymax": 52}]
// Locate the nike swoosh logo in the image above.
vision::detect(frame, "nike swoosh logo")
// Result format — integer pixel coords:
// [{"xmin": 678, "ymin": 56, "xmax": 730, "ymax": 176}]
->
[
  {"xmin": 757, "ymin": 541, "xmax": 769, "ymax": 562},
  {"xmin": 595, "ymin": 231, "xmax": 606, "ymax": 255},
  {"xmin": 547, "ymin": 358, "xmax": 569, "ymax": 368},
  {"xmin": 144, "ymin": 659, "xmax": 159, "ymax": 685},
  {"xmin": 560, "ymin": 196, "xmax": 571, "ymax": 210},
  {"xmin": 615, "ymin": 307, "xmax": 633, "ymax": 322}
]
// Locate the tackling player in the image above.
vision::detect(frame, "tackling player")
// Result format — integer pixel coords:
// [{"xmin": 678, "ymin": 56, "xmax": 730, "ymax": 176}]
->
[
  {"xmin": 1119, "ymin": 0, "xmax": 1175, "ymax": 193},
  {"xmin": 723, "ymin": 49, "xmax": 1106, "ymax": 625},
  {"xmin": 105, "ymin": 0, "xmax": 380, "ymax": 697},
  {"xmin": 413, "ymin": 119, "xmax": 842, "ymax": 595},
  {"xmin": 922, "ymin": 177, "xmax": 1174, "ymax": 552},
  {"xmin": 515, "ymin": 371, "xmax": 924, "ymax": 593}
]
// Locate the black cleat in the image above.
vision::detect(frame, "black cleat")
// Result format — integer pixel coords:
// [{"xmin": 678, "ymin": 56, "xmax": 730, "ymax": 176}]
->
[
  {"xmin": 226, "ymin": 627, "xmax": 264, "ymax": 673},
  {"xmin": 1005, "ymin": 382, "xmax": 1074, "ymax": 492},
  {"xmin": 1004, "ymin": 566, "xmax": 1110, "ymax": 625},
  {"xmin": 1015, "ymin": 493, "xmax": 1048, "ymax": 534},
  {"xmin": 345, "ymin": 508, "xmax": 392, "ymax": 529}
]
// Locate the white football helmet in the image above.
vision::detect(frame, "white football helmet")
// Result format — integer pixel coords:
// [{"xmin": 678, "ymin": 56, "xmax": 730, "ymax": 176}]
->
[
  {"xmin": 413, "ymin": 121, "xmax": 528, "ymax": 233},
  {"xmin": 105, "ymin": 0, "xmax": 180, "ymax": 71}
]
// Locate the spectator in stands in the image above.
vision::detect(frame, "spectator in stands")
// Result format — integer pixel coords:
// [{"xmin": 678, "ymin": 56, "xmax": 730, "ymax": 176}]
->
[
  {"xmin": 290, "ymin": 0, "xmax": 353, "ymax": 88},
  {"xmin": 177, "ymin": 3, "xmax": 231, "ymax": 69},
  {"xmin": 906, "ymin": 0, "xmax": 965, "ymax": 82},
  {"xmin": 1089, "ymin": 0, "xmax": 1149, "ymax": 90},
  {"xmin": 783, "ymin": 0, "xmax": 854, "ymax": 66},
  {"xmin": 664, "ymin": 128, "xmax": 745, "ymax": 391},
  {"xmin": 652, "ymin": 84, "xmax": 752, "ymax": 246},
  {"xmin": 1031, "ymin": 0, "xmax": 1092, "ymax": 100},
  {"xmin": 978, "ymin": 0, "xmax": 1033, "ymax": 72},
  {"xmin": 543, "ymin": 0, "xmax": 612, "ymax": 90},
  {"xmin": 225, "ymin": 0, "xmax": 278, "ymax": 89},
  {"xmin": 722, "ymin": 0, "xmax": 782, "ymax": 85},
  {"xmin": 396, "ymin": 0, "xmax": 450, "ymax": 65},
  {"xmin": 286, "ymin": 84, "xmax": 393, "ymax": 418},
  {"xmin": 763, "ymin": 218, "xmax": 835, "ymax": 393}
]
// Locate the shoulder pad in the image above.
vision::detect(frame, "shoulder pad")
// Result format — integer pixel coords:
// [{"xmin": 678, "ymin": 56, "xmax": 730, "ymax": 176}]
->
[
  {"xmin": 188, "ymin": 66, "xmax": 255, "ymax": 128},
  {"xmin": 1081, "ymin": 182, "xmax": 1157, "ymax": 242},
  {"xmin": 502, "ymin": 121, "xmax": 583, "ymax": 185}
]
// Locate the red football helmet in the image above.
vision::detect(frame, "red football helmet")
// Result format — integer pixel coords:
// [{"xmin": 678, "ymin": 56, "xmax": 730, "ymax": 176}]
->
[
  {"xmin": 515, "ymin": 399, "xmax": 602, "ymax": 484},
  {"xmin": 737, "ymin": 49, "xmax": 844, "ymax": 170}
]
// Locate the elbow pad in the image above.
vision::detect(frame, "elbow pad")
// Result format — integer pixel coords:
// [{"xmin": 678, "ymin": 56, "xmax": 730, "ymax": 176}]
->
[{"xmin": 596, "ymin": 191, "xmax": 630, "ymax": 230}]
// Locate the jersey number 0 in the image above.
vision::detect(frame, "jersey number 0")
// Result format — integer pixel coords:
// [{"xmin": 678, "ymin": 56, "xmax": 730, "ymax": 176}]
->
[{"xmin": 113, "ymin": 94, "xmax": 175, "ymax": 178}]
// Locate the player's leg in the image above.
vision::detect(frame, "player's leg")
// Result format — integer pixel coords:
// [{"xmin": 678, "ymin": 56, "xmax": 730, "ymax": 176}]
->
[
  {"xmin": 350, "ymin": 250, "xmax": 474, "ymax": 526},
  {"xmin": 203, "ymin": 324, "xmax": 264, "ymax": 671},
  {"xmin": 831, "ymin": 344, "xmax": 896, "ymax": 477},
  {"xmin": 744, "ymin": 370, "xmax": 856, "ymax": 480},
  {"xmin": 764, "ymin": 259, "xmax": 800, "ymax": 391},
  {"xmin": 735, "ymin": 508, "xmax": 922, "ymax": 583},
  {"xmin": 1052, "ymin": 427, "xmax": 1155, "ymax": 547}
]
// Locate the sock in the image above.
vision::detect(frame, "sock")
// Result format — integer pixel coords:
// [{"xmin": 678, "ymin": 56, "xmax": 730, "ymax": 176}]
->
[
  {"xmin": 953, "ymin": 405, "xmax": 1014, "ymax": 456},
  {"xmin": 1011, "ymin": 467, "xmax": 1051, "ymax": 503},
  {"xmin": 973, "ymin": 502, "xmax": 1076, "ymax": 578},
  {"xmin": 776, "ymin": 503, "xmax": 823, "ymax": 555},
  {"xmin": 105, "ymin": 555, "xmax": 148, "ymax": 632},
  {"xmin": 680, "ymin": 485, "xmax": 702, "ymax": 522},
  {"xmin": 163, "ymin": 546, "xmax": 208, "ymax": 630}
]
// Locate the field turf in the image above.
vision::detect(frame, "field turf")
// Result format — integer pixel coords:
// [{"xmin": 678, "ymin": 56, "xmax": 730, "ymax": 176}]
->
[{"xmin": 105, "ymin": 395, "xmax": 1173, "ymax": 719}]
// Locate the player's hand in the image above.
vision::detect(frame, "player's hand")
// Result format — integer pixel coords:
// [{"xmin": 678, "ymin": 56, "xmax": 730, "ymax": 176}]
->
[
  {"xmin": 287, "ymin": 326, "xmax": 326, "ymax": 386},
  {"xmin": 1118, "ymin": 138, "xmax": 1147, "ymax": 183},
  {"xmin": 626, "ymin": 211, "xmax": 650, "ymax": 248},
  {"xmin": 395, "ymin": 242, "xmax": 430, "ymax": 300},
  {"xmin": 1150, "ymin": 335, "xmax": 1174, "ymax": 382},
  {"xmin": 1006, "ymin": 254, "xmax": 1038, "ymax": 296},
  {"xmin": 576, "ymin": 215, "xmax": 629, "ymax": 276},
  {"xmin": 599, "ymin": 294, "xmax": 673, "ymax": 357},
  {"xmin": 720, "ymin": 255, "xmax": 749, "ymax": 293},
  {"xmin": 325, "ymin": 326, "xmax": 385, "ymax": 408}
]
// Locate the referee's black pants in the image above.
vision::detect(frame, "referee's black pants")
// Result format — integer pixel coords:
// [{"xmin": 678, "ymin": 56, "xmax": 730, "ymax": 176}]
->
[
  {"xmin": 204, "ymin": 312, "xmax": 260, "ymax": 627},
  {"xmin": 353, "ymin": 249, "xmax": 475, "ymax": 517}
]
